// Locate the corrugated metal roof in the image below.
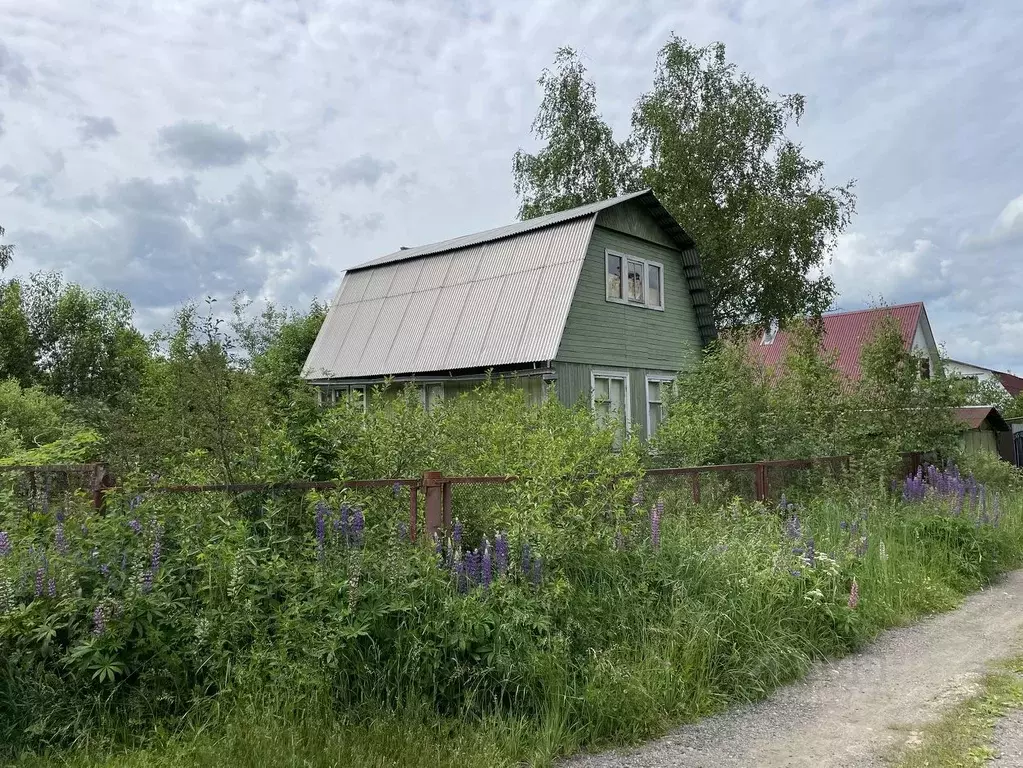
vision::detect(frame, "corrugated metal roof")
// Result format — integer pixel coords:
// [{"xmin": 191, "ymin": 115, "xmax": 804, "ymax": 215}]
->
[
  {"xmin": 956, "ymin": 406, "xmax": 1010, "ymax": 431},
  {"xmin": 304, "ymin": 189, "xmax": 718, "ymax": 380},
  {"xmin": 350, "ymin": 189, "xmax": 656, "ymax": 272},
  {"xmin": 747, "ymin": 303, "xmax": 925, "ymax": 380},
  {"xmin": 304, "ymin": 216, "xmax": 595, "ymax": 379}
]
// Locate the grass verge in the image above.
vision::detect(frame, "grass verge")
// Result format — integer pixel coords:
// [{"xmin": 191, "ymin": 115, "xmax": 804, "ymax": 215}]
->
[{"xmin": 892, "ymin": 653, "xmax": 1023, "ymax": 767}]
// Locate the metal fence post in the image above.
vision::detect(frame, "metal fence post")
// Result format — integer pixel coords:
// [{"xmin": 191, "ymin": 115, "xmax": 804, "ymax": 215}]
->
[
  {"xmin": 754, "ymin": 462, "xmax": 768, "ymax": 502},
  {"xmin": 423, "ymin": 471, "xmax": 443, "ymax": 539}
]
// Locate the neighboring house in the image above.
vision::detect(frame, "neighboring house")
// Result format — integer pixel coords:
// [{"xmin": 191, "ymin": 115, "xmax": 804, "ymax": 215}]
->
[
  {"xmin": 943, "ymin": 359, "xmax": 1023, "ymax": 400},
  {"xmin": 1007, "ymin": 416, "xmax": 1023, "ymax": 468},
  {"xmin": 746, "ymin": 302, "xmax": 941, "ymax": 380},
  {"xmin": 302, "ymin": 190, "xmax": 716, "ymax": 444},
  {"xmin": 954, "ymin": 406, "xmax": 1013, "ymax": 461}
]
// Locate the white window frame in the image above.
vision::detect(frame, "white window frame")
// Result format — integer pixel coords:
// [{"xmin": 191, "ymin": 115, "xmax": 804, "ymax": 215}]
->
[
  {"xmin": 605, "ymin": 249, "xmax": 664, "ymax": 311},
  {"xmin": 324, "ymin": 384, "xmax": 367, "ymax": 412},
  {"xmin": 645, "ymin": 375, "xmax": 674, "ymax": 438},
  {"xmin": 418, "ymin": 382, "xmax": 445, "ymax": 412},
  {"xmin": 591, "ymin": 370, "xmax": 631, "ymax": 443}
]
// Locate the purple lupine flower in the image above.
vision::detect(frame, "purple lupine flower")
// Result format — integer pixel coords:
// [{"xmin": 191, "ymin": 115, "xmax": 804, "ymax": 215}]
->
[
  {"xmin": 520, "ymin": 541, "xmax": 532, "ymax": 575},
  {"xmin": 47, "ymin": 578, "xmax": 56, "ymax": 598},
  {"xmin": 650, "ymin": 503, "xmax": 661, "ymax": 550},
  {"xmin": 392, "ymin": 481, "xmax": 402, "ymax": 498},
  {"xmin": 340, "ymin": 504, "xmax": 351, "ymax": 541},
  {"xmin": 396, "ymin": 521, "xmax": 408, "ymax": 542},
  {"xmin": 466, "ymin": 549, "xmax": 481, "ymax": 585},
  {"xmin": 784, "ymin": 514, "xmax": 802, "ymax": 540},
  {"xmin": 0, "ymin": 531, "xmax": 10, "ymax": 558},
  {"xmin": 839, "ymin": 521, "xmax": 848, "ymax": 531},
  {"xmin": 804, "ymin": 538, "xmax": 816, "ymax": 568},
  {"xmin": 351, "ymin": 506, "xmax": 365, "ymax": 546},
  {"xmin": 34, "ymin": 567, "xmax": 44, "ymax": 597},
  {"xmin": 452, "ymin": 519, "xmax": 463, "ymax": 548},
  {"xmin": 92, "ymin": 605, "xmax": 106, "ymax": 636},
  {"xmin": 433, "ymin": 531, "xmax": 443, "ymax": 558},
  {"xmin": 848, "ymin": 580, "xmax": 859, "ymax": 609},
  {"xmin": 454, "ymin": 559, "xmax": 467, "ymax": 594},
  {"xmin": 100, "ymin": 563, "xmax": 110, "ymax": 578},
  {"xmin": 494, "ymin": 532, "xmax": 509, "ymax": 575},
  {"xmin": 314, "ymin": 501, "xmax": 328, "ymax": 558},
  {"xmin": 789, "ymin": 569, "xmax": 802, "ymax": 578},
  {"xmin": 778, "ymin": 493, "xmax": 788, "ymax": 511},
  {"xmin": 128, "ymin": 519, "xmax": 142, "ymax": 535},
  {"xmin": 530, "ymin": 555, "xmax": 542, "ymax": 586},
  {"xmin": 140, "ymin": 568, "xmax": 153, "ymax": 594},
  {"xmin": 56, "ymin": 508, "xmax": 65, "ymax": 524},
  {"xmin": 55, "ymin": 522, "xmax": 69, "ymax": 555},
  {"xmin": 150, "ymin": 534, "xmax": 162, "ymax": 573},
  {"xmin": 129, "ymin": 494, "xmax": 143, "ymax": 511},
  {"xmin": 481, "ymin": 540, "xmax": 493, "ymax": 588}
]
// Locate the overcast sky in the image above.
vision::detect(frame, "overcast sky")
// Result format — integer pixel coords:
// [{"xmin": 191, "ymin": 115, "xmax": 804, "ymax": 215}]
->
[{"xmin": 2, "ymin": 1, "xmax": 1022, "ymax": 370}]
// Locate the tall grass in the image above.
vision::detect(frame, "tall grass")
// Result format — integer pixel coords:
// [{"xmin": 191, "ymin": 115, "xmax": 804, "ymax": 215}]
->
[{"xmin": 4, "ymin": 474, "xmax": 1023, "ymax": 767}]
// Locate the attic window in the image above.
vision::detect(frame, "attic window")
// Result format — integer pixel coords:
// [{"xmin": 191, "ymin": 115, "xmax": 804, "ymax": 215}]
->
[
  {"xmin": 761, "ymin": 320, "xmax": 780, "ymax": 345},
  {"xmin": 605, "ymin": 250, "xmax": 663, "ymax": 310}
]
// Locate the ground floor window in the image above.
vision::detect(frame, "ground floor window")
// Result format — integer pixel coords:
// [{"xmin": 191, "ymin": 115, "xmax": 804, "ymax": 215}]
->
[
  {"xmin": 646, "ymin": 376, "xmax": 674, "ymax": 438},
  {"xmin": 418, "ymin": 382, "xmax": 445, "ymax": 412},
  {"xmin": 592, "ymin": 371, "xmax": 629, "ymax": 448},
  {"xmin": 322, "ymin": 384, "xmax": 367, "ymax": 411}
]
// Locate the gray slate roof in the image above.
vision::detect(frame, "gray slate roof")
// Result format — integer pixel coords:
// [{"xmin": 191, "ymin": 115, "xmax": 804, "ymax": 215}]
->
[{"xmin": 303, "ymin": 190, "xmax": 713, "ymax": 381}]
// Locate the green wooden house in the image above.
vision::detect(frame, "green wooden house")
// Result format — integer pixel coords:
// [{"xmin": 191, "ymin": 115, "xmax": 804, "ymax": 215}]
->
[{"xmin": 302, "ymin": 189, "xmax": 716, "ymax": 443}]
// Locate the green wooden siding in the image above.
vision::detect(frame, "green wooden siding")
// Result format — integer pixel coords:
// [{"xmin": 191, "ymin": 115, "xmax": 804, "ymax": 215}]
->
[
  {"xmin": 551, "ymin": 361, "xmax": 677, "ymax": 442},
  {"xmin": 555, "ymin": 224, "xmax": 703, "ymax": 372},
  {"xmin": 595, "ymin": 199, "xmax": 677, "ymax": 249}
]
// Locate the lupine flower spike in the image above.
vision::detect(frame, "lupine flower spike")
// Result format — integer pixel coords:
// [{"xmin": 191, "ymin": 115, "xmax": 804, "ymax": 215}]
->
[{"xmin": 848, "ymin": 579, "xmax": 859, "ymax": 609}]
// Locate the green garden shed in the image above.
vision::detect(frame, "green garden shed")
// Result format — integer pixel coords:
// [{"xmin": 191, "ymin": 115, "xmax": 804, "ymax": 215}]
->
[{"xmin": 302, "ymin": 190, "xmax": 716, "ymax": 444}]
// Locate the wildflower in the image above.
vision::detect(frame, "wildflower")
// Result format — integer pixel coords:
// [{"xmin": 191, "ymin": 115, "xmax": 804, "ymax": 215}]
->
[
  {"xmin": 494, "ymin": 532, "xmax": 509, "ymax": 575},
  {"xmin": 140, "ymin": 568, "xmax": 153, "ymax": 594},
  {"xmin": 314, "ymin": 501, "xmax": 329, "ymax": 558},
  {"xmin": 347, "ymin": 558, "xmax": 362, "ymax": 610},
  {"xmin": 392, "ymin": 481, "xmax": 402, "ymax": 498},
  {"xmin": 453, "ymin": 558, "xmax": 467, "ymax": 594},
  {"xmin": 148, "ymin": 472, "xmax": 161, "ymax": 485},
  {"xmin": 351, "ymin": 506, "xmax": 365, "ymax": 546},
  {"xmin": 92, "ymin": 604, "xmax": 106, "ymax": 636},
  {"xmin": 650, "ymin": 503, "xmax": 662, "ymax": 550},
  {"xmin": 452, "ymin": 519, "xmax": 463, "ymax": 548},
  {"xmin": 481, "ymin": 540, "xmax": 493, "ymax": 588},
  {"xmin": 803, "ymin": 538, "xmax": 816, "ymax": 568},
  {"xmin": 784, "ymin": 514, "xmax": 802, "ymax": 540},
  {"xmin": 848, "ymin": 579, "xmax": 859, "ymax": 610},
  {"xmin": 100, "ymin": 563, "xmax": 111, "ymax": 578},
  {"xmin": 340, "ymin": 503, "xmax": 351, "ymax": 540},
  {"xmin": 839, "ymin": 521, "xmax": 848, "ymax": 531},
  {"xmin": 128, "ymin": 519, "xmax": 142, "ymax": 535},
  {"xmin": 0, "ymin": 531, "xmax": 10, "ymax": 558},
  {"xmin": 396, "ymin": 521, "xmax": 409, "ymax": 542},
  {"xmin": 520, "ymin": 541, "xmax": 532, "ymax": 575},
  {"xmin": 150, "ymin": 532, "xmax": 162, "ymax": 573},
  {"xmin": 631, "ymin": 490, "xmax": 644, "ymax": 510},
  {"xmin": 531, "ymin": 556, "xmax": 542, "ymax": 586},
  {"xmin": 129, "ymin": 494, "xmax": 143, "ymax": 511},
  {"xmin": 614, "ymin": 529, "xmax": 625, "ymax": 551},
  {"xmin": 879, "ymin": 540, "xmax": 888, "ymax": 562},
  {"xmin": 433, "ymin": 532, "xmax": 444, "ymax": 563},
  {"xmin": 789, "ymin": 569, "xmax": 801, "ymax": 578},
  {"xmin": 466, "ymin": 549, "xmax": 481, "ymax": 585},
  {"xmin": 47, "ymin": 578, "xmax": 56, "ymax": 598},
  {"xmin": 855, "ymin": 536, "xmax": 869, "ymax": 558},
  {"xmin": 34, "ymin": 567, "xmax": 44, "ymax": 597}
]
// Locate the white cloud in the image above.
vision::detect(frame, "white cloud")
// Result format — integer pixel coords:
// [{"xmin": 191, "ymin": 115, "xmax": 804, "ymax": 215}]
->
[{"xmin": 0, "ymin": 0, "xmax": 1021, "ymax": 367}]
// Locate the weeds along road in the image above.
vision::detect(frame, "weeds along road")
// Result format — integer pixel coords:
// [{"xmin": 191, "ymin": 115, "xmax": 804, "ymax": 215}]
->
[{"xmin": 566, "ymin": 570, "xmax": 1023, "ymax": 768}]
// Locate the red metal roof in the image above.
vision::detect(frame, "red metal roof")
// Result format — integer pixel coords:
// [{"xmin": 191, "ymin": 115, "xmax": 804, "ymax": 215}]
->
[
  {"xmin": 996, "ymin": 371, "xmax": 1023, "ymax": 398},
  {"xmin": 747, "ymin": 303, "xmax": 924, "ymax": 380},
  {"xmin": 955, "ymin": 406, "xmax": 1010, "ymax": 431}
]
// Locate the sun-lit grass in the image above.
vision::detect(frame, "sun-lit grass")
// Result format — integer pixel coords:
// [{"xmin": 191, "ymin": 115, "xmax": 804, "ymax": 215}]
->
[{"xmin": 5, "ymin": 477, "xmax": 1023, "ymax": 768}]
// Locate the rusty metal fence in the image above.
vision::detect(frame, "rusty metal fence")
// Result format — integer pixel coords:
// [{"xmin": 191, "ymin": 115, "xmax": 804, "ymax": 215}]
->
[{"xmin": 0, "ymin": 452, "xmax": 928, "ymax": 540}]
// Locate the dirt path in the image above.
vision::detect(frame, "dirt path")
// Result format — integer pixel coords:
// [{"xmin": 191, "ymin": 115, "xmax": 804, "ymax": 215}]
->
[
  {"xmin": 992, "ymin": 704, "xmax": 1023, "ymax": 765},
  {"xmin": 566, "ymin": 571, "xmax": 1023, "ymax": 768}
]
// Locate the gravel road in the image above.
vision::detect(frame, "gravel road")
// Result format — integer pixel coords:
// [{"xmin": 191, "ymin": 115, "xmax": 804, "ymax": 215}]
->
[
  {"xmin": 565, "ymin": 570, "xmax": 1023, "ymax": 768},
  {"xmin": 992, "ymin": 698, "xmax": 1023, "ymax": 766}
]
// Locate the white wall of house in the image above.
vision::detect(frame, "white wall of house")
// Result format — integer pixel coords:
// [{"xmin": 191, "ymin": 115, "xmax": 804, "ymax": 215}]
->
[
  {"xmin": 912, "ymin": 316, "xmax": 941, "ymax": 377},
  {"xmin": 944, "ymin": 360, "xmax": 1012, "ymax": 396}
]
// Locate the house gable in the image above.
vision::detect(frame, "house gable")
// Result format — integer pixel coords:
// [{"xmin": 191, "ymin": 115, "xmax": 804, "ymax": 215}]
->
[{"xmin": 556, "ymin": 206, "xmax": 704, "ymax": 372}]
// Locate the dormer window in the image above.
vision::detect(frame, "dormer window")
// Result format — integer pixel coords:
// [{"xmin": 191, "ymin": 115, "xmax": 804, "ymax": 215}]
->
[{"xmin": 761, "ymin": 320, "xmax": 779, "ymax": 345}]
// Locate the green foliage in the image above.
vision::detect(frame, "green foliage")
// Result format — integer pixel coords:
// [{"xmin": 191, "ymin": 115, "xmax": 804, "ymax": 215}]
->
[
  {"xmin": 652, "ymin": 312, "xmax": 970, "ymax": 480},
  {"xmin": 0, "ymin": 224, "xmax": 12, "ymax": 273},
  {"xmin": 0, "ymin": 280, "xmax": 34, "ymax": 386},
  {"xmin": 0, "ymin": 430, "xmax": 101, "ymax": 466},
  {"xmin": 0, "ymin": 379, "xmax": 72, "ymax": 450},
  {"xmin": 513, "ymin": 40, "xmax": 856, "ymax": 328}
]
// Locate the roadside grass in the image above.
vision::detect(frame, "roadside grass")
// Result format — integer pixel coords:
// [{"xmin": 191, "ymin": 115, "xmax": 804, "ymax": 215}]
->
[
  {"xmin": 5, "ymin": 484, "xmax": 1023, "ymax": 768},
  {"xmin": 892, "ymin": 654, "xmax": 1023, "ymax": 767}
]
